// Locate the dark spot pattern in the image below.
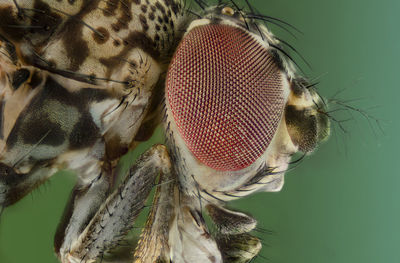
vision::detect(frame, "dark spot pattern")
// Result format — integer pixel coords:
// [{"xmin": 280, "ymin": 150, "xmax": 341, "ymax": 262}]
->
[
  {"xmin": 22, "ymin": 113, "xmax": 66, "ymax": 146},
  {"xmin": 12, "ymin": 69, "xmax": 30, "ymax": 90},
  {"xmin": 0, "ymin": 6, "xmax": 26, "ymax": 41},
  {"xmin": 163, "ymin": 14, "xmax": 169, "ymax": 23},
  {"xmin": 100, "ymin": 31, "xmax": 160, "ymax": 77},
  {"xmin": 69, "ymin": 113, "xmax": 100, "ymax": 149},
  {"xmin": 59, "ymin": 0, "xmax": 101, "ymax": 71},
  {"xmin": 139, "ymin": 14, "xmax": 149, "ymax": 31},
  {"xmin": 102, "ymin": 0, "xmax": 119, "ymax": 17},
  {"xmin": 31, "ymin": 0, "xmax": 62, "ymax": 40},
  {"xmin": 63, "ymin": 20, "xmax": 90, "ymax": 71},
  {"xmin": 92, "ymin": 27, "xmax": 110, "ymax": 44},
  {"xmin": 129, "ymin": 61, "xmax": 137, "ymax": 68},
  {"xmin": 163, "ymin": 0, "xmax": 180, "ymax": 15},
  {"xmin": 7, "ymin": 76, "xmax": 107, "ymax": 150},
  {"xmin": 29, "ymin": 71, "xmax": 43, "ymax": 88},
  {"xmin": 111, "ymin": 24, "xmax": 120, "ymax": 32},
  {"xmin": 155, "ymin": 2, "xmax": 166, "ymax": 14},
  {"xmin": 110, "ymin": 0, "xmax": 132, "ymax": 32},
  {"xmin": 113, "ymin": 39, "xmax": 121, "ymax": 46}
]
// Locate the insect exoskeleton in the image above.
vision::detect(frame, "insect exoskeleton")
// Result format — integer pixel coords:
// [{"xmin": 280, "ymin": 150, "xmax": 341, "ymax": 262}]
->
[
  {"xmin": 0, "ymin": 0, "xmax": 188, "ymax": 207},
  {"xmin": 0, "ymin": 0, "xmax": 332, "ymax": 262},
  {"xmin": 164, "ymin": 4, "xmax": 330, "ymax": 204},
  {"xmin": 0, "ymin": 0, "xmax": 190, "ymax": 262}
]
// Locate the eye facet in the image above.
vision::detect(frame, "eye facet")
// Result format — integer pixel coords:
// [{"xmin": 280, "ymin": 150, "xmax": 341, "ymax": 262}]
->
[{"xmin": 166, "ymin": 24, "xmax": 287, "ymax": 171}]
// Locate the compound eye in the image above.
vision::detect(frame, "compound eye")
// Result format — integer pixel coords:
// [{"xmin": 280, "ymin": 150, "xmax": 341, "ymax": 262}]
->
[{"xmin": 166, "ymin": 24, "xmax": 286, "ymax": 171}]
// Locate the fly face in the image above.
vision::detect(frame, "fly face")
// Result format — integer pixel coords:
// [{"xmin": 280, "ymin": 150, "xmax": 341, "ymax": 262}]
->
[
  {"xmin": 164, "ymin": 4, "xmax": 330, "ymax": 204},
  {"xmin": 0, "ymin": 1, "xmax": 331, "ymax": 263}
]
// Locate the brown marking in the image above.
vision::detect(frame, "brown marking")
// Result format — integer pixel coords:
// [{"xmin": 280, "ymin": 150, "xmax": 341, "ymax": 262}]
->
[
  {"xmin": 105, "ymin": 134, "xmax": 128, "ymax": 160},
  {"xmin": 149, "ymin": 12, "xmax": 155, "ymax": 20},
  {"xmin": 129, "ymin": 60, "xmax": 137, "ymax": 68},
  {"xmin": 62, "ymin": 20, "xmax": 89, "ymax": 71},
  {"xmin": 92, "ymin": 27, "xmax": 110, "ymax": 44},
  {"xmin": 110, "ymin": 0, "xmax": 133, "ymax": 32},
  {"xmin": 164, "ymin": 0, "xmax": 181, "ymax": 15},
  {"xmin": 32, "ymin": 0, "xmax": 62, "ymax": 40},
  {"xmin": 102, "ymin": 0, "xmax": 119, "ymax": 17},
  {"xmin": 61, "ymin": 0, "xmax": 101, "ymax": 71},
  {"xmin": 21, "ymin": 113, "xmax": 66, "ymax": 146},
  {"xmin": 133, "ymin": 0, "xmax": 141, "ymax": 4},
  {"xmin": 12, "ymin": 69, "xmax": 30, "ymax": 90},
  {"xmin": 0, "ymin": 6, "xmax": 25, "ymax": 41},
  {"xmin": 111, "ymin": 23, "xmax": 120, "ymax": 32},
  {"xmin": 139, "ymin": 14, "xmax": 149, "ymax": 31},
  {"xmin": 99, "ymin": 31, "xmax": 159, "ymax": 78},
  {"xmin": 29, "ymin": 71, "xmax": 43, "ymax": 88},
  {"xmin": 69, "ymin": 113, "xmax": 100, "ymax": 149},
  {"xmin": 113, "ymin": 39, "xmax": 121, "ymax": 47},
  {"xmin": 155, "ymin": 2, "xmax": 166, "ymax": 14},
  {"xmin": 163, "ymin": 14, "xmax": 169, "ymax": 23},
  {"xmin": 141, "ymin": 4, "xmax": 148, "ymax": 13},
  {"xmin": 47, "ymin": 59, "xmax": 56, "ymax": 68}
]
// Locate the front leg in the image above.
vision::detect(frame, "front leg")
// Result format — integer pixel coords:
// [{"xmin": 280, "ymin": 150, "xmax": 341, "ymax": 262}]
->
[{"xmin": 56, "ymin": 144, "xmax": 171, "ymax": 263}]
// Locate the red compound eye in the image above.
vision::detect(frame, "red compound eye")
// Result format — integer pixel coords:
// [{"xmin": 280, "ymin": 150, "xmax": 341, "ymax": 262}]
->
[{"xmin": 166, "ymin": 24, "xmax": 286, "ymax": 171}]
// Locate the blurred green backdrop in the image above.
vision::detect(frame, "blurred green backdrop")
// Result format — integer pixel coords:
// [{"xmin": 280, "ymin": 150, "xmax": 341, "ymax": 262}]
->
[{"xmin": 0, "ymin": 0, "xmax": 398, "ymax": 262}]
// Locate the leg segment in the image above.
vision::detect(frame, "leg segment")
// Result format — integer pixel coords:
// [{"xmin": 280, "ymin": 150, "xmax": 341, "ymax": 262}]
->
[
  {"xmin": 134, "ymin": 173, "xmax": 223, "ymax": 263},
  {"xmin": 56, "ymin": 144, "xmax": 171, "ymax": 263}
]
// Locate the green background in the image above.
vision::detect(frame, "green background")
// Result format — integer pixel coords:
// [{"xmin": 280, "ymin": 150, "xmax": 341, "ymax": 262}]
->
[{"xmin": 0, "ymin": 0, "xmax": 398, "ymax": 262}]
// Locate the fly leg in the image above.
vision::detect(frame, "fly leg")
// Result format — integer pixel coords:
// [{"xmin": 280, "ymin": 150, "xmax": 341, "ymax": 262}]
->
[
  {"xmin": 55, "ymin": 144, "xmax": 172, "ymax": 263},
  {"xmin": 134, "ymin": 173, "xmax": 223, "ymax": 263}
]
